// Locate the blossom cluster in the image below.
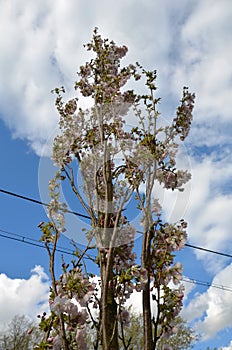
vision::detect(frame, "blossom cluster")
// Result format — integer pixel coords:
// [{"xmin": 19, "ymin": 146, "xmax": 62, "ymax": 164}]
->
[
  {"xmin": 155, "ymin": 284, "xmax": 185, "ymax": 344},
  {"xmin": 148, "ymin": 219, "xmax": 187, "ymax": 340},
  {"xmin": 113, "ymin": 247, "xmax": 148, "ymax": 302},
  {"xmin": 174, "ymin": 87, "xmax": 195, "ymax": 141},
  {"xmin": 36, "ymin": 262, "xmax": 97, "ymax": 349},
  {"xmin": 75, "ymin": 27, "xmax": 140, "ymax": 106},
  {"xmin": 156, "ymin": 168, "xmax": 191, "ymax": 191}
]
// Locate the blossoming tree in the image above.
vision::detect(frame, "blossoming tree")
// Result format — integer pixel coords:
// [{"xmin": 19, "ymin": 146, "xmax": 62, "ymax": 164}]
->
[{"xmin": 36, "ymin": 28, "xmax": 195, "ymax": 350}]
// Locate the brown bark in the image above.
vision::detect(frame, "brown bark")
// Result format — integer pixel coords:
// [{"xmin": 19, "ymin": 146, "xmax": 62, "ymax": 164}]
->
[
  {"xmin": 142, "ymin": 223, "xmax": 153, "ymax": 350},
  {"xmin": 100, "ymin": 147, "xmax": 119, "ymax": 350},
  {"xmin": 142, "ymin": 279, "xmax": 153, "ymax": 350},
  {"xmin": 101, "ymin": 259, "xmax": 119, "ymax": 350}
]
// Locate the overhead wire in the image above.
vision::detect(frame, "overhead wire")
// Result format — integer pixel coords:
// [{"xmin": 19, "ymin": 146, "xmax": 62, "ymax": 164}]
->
[
  {"xmin": 182, "ymin": 278, "xmax": 232, "ymax": 293},
  {"xmin": 0, "ymin": 228, "xmax": 95, "ymax": 261},
  {"xmin": 184, "ymin": 243, "xmax": 232, "ymax": 258},
  {"xmin": 1, "ymin": 187, "xmax": 232, "ymax": 259},
  {"xmin": 0, "ymin": 188, "xmax": 90, "ymax": 219},
  {"xmin": 1, "ymin": 227, "xmax": 232, "ymax": 294},
  {"xmin": 0, "ymin": 228, "xmax": 75, "ymax": 256}
]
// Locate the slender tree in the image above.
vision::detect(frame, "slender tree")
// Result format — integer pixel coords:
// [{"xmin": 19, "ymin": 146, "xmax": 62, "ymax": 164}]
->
[
  {"xmin": 86, "ymin": 313, "xmax": 198, "ymax": 350},
  {"xmin": 0, "ymin": 315, "xmax": 41, "ymax": 350},
  {"xmin": 36, "ymin": 28, "xmax": 195, "ymax": 350}
]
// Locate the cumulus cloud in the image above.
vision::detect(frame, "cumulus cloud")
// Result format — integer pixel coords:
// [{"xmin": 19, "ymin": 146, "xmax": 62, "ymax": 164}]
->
[
  {"xmin": 172, "ymin": 0, "xmax": 232, "ymax": 117},
  {"xmin": 185, "ymin": 155, "xmax": 232, "ymax": 273},
  {"xmin": 170, "ymin": 0, "xmax": 232, "ymax": 152},
  {"xmin": 0, "ymin": 0, "xmax": 93, "ymax": 154},
  {"xmin": 182, "ymin": 263, "xmax": 232, "ymax": 340},
  {"xmin": 1, "ymin": 0, "xmax": 231, "ymax": 155},
  {"xmin": 222, "ymin": 341, "xmax": 232, "ymax": 350},
  {"xmin": 154, "ymin": 146, "xmax": 232, "ymax": 273},
  {"xmin": 0, "ymin": 265, "xmax": 49, "ymax": 328},
  {"xmin": 0, "ymin": 0, "xmax": 198, "ymax": 155}
]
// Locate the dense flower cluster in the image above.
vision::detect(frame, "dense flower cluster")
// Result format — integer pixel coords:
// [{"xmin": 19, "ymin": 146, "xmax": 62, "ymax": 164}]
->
[
  {"xmin": 113, "ymin": 243, "xmax": 148, "ymax": 302},
  {"xmin": 156, "ymin": 169, "xmax": 191, "ymax": 191},
  {"xmin": 75, "ymin": 28, "xmax": 140, "ymax": 106},
  {"xmin": 146, "ymin": 218, "xmax": 188, "ymax": 342},
  {"xmin": 174, "ymin": 87, "xmax": 195, "ymax": 141},
  {"xmin": 158, "ymin": 284, "xmax": 185, "ymax": 339},
  {"xmin": 36, "ymin": 261, "xmax": 97, "ymax": 350},
  {"xmin": 151, "ymin": 220, "xmax": 187, "ymax": 270},
  {"xmin": 56, "ymin": 266, "xmax": 96, "ymax": 306},
  {"xmin": 47, "ymin": 171, "xmax": 67, "ymax": 233}
]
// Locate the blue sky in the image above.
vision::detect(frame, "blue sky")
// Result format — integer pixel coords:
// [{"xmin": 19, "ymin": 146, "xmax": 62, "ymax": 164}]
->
[{"xmin": 0, "ymin": 1, "xmax": 232, "ymax": 349}]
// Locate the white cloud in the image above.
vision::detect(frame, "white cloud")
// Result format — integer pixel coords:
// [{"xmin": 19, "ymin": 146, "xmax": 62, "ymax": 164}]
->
[
  {"xmin": 0, "ymin": 0, "xmax": 197, "ymax": 155},
  {"xmin": 125, "ymin": 290, "xmax": 143, "ymax": 314},
  {"xmin": 156, "ymin": 147, "xmax": 232, "ymax": 273},
  {"xmin": 172, "ymin": 0, "xmax": 232, "ymax": 118},
  {"xmin": 0, "ymin": 265, "xmax": 49, "ymax": 329},
  {"xmin": 185, "ymin": 156, "xmax": 232, "ymax": 273},
  {"xmin": 0, "ymin": 0, "xmax": 231, "ymax": 155},
  {"xmin": 182, "ymin": 263, "xmax": 232, "ymax": 340},
  {"xmin": 222, "ymin": 341, "xmax": 232, "ymax": 350},
  {"xmin": 182, "ymin": 278, "xmax": 196, "ymax": 302},
  {"xmin": 0, "ymin": 0, "xmax": 94, "ymax": 154}
]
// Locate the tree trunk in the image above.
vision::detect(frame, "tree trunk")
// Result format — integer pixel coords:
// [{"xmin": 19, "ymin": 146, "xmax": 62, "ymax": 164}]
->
[
  {"xmin": 101, "ymin": 260, "xmax": 119, "ymax": 350},
  {"xmin": 100, "ymin": 148, "xmax": 119, "ymax": 350},
  {"xmin": 142, "ymin": 225, "xmax": 153, "ymax": 350},
  {"xmin": 143, "ymin": 275, "xmax": 153, "ymax": 350}
]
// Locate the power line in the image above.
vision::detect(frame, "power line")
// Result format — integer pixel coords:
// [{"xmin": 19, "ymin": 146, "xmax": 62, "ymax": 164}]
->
[
  {"xmin": 0, "ymin": 228, "xmax": 74, "ymax": 252},
  {"xmin": 0, "ymin": 188, "xmax": 90, "ymax": 220},
  {"xmin": 183, "ymin": 278, "xmax": 232, "ymax": 293},
  {"xmin": 0, "ymin": 228, "xmax": 95, "ymax": 261},
  {"xmin": 185, "ymin": 243, "xmax": 232, "ymax": 259},
  {"xmin": 0, "ymin": 228, "xmax": 75, "ymax": 256},
  {"xmin": 1, "ymin": 228, "xmax": 232, "ymax": 294},
  {"xmin": 1, "ymin": 187, "xmax": 232, "ymax": 259}
]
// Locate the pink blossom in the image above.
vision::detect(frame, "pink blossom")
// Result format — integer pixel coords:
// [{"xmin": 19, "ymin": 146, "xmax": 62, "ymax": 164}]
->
[
  {"xmin": 76, "ymin": 326, "xmax": 87, "ymax": 350},
  {"xmin": 119, "ymin": 309, "xmax": 130, "ymax": 326},
  {"xmin": 52, "ymin": 335, "xmax": 62, "ymax": 350}
]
